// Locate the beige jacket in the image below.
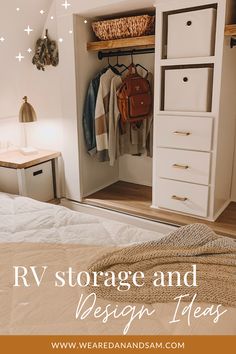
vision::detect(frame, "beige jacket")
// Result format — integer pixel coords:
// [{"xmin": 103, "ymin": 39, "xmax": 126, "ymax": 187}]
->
[
  {"xmin": 108, "ymin": 75, "xmax": 123, "ymax": 166},
  {"xmin": 95, "ymin": 69, "xmax": 118, "ymax": 162}
]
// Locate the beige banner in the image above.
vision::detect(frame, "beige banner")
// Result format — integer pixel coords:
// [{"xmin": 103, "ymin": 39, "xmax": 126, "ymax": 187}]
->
[{"xmin": 0, "ymin": 243, "xmax": 236, "ymax": 336}]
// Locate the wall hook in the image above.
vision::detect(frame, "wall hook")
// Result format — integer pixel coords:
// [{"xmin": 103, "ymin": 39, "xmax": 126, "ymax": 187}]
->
[{"xmin": 230, "ymin": 37, "xmax": 236, "ymax": 48}]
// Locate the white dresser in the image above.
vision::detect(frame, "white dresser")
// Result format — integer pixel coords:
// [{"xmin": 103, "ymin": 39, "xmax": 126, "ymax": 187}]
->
[{"xmin": 153, "ymin": 0, "xmax": 236, "ymax": 221}]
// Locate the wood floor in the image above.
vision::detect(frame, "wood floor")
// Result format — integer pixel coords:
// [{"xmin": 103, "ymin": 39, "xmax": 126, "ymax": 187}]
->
[{"xmin": 84, "ymin": 181, "xmax": 236, "ymax": 239}]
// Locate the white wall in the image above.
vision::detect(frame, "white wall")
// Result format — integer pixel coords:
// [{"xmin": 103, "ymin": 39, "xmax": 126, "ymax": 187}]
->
[{"xmin": 0, "ymin": 0, "xmax": 63, "ymax": 152}]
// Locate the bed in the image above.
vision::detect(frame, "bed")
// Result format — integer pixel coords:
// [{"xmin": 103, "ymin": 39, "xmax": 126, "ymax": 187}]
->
[{"xmin": 0, "ymin": 192, "xmax": 235, "ymax": 335}]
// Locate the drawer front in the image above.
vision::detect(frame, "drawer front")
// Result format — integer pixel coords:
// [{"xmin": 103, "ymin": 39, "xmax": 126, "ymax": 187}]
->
[
  {"xmin": 157, "ymin": 179, "xmax": 209, "ymax": 217},
  {"xmin": 167, "ymin": 8, "xmax": 216, "ymax": 59},
  {"xmin": 157, "ymin": 148, "xmax": 211, "ymax": 185},
  {"xmin": 157, "ymin": 116, "xmax": 213, "ymax": 151},
  {"xmin": 0, "ymin": 167, "xmax": 19, "ymax": 194},
  {"xmin": 164, "ymin": 67, "xmax": 213, "ymax": 112},
  {"xmin": 25, "ymin": 161, "xmax": 54, "ymax": 202}
]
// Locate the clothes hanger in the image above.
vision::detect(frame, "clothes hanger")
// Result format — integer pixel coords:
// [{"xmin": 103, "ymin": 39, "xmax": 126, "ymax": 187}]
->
[
  {"xmin": 105, "ymin": 55, "xmax": 120, "ymax": 75},
  {"xmin": 135, "ymin": 62, "xmax": 149, "ymax": 77},
  {"xmin": 130, "ymin": 50, "xmax": 149, "ymax": 76},
  {"xmin": 119, "ymin": 53, "xmax": 133, "ymax": 75},
  {"xmin": 119, "ymin": 52, "xmax": 137, "ymax": 75},
  {"xmin": 114, "ymin": 54, "xmax": 128, "ymax": 72},
  {"xmin": 129, "ymin": 51, "xmax": 136, "ymax": 71}
]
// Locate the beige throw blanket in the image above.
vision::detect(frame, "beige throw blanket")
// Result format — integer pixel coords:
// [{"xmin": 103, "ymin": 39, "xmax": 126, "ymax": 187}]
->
[{"xmin": 88, "ymin": 224, "xmax": 236, "ymax": 307}]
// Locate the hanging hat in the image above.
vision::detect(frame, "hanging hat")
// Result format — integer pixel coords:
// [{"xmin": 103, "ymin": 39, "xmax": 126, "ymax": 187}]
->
[{"xmin": 19, "ymin": 96, "xmax": 37, "ymax": 123}]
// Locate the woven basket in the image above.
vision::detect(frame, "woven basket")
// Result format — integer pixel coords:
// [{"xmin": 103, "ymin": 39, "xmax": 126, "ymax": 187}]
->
[{"xmin": 92, "ymin": 15, "xmax": 155, "ymax": 41}]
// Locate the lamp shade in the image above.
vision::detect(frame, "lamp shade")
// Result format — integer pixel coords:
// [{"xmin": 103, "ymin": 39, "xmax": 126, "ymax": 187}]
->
[{"xmin": 19, "ymin": 96, "xmax": 37, "ymax": 123}]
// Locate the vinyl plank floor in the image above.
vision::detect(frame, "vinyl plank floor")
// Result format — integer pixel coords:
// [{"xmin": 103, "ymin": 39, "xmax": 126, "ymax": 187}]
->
[{"xmin": 84, "ymin": 181, "xmax": 236, "ymax": 239}]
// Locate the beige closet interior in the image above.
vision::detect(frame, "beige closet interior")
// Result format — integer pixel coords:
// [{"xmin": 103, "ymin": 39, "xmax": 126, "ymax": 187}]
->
[{"xmin": 74, "ymin": 10, "xmax": 155, "ymax": 207}]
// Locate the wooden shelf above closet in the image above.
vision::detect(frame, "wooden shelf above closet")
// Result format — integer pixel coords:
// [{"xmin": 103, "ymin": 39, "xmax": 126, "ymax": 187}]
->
[
  {"xmin": 87, "ymin": 35, "xmax": 155, "ymax": 51},
  {"xmin": 87, "ymin": 25, "xmax": 236, "ymax": 52},
  {"xmin": 225, "ymin": 24, "xmax": 236, "ymax": 36}
]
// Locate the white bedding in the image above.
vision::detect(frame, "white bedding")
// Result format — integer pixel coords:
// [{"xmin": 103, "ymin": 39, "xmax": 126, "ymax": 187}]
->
[
  {"xmin": 0, "ymin": 193, "xmax": 235, "ymax": 335},
  {"xmin": 0, "ymin": 193, "xmax": 166, "ymax": 245}
]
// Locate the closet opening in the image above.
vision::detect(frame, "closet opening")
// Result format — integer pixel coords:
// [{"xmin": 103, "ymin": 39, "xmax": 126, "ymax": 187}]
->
[{"xmin": 74, "ymin": 9, "xmax": 155, "ymax": 216}]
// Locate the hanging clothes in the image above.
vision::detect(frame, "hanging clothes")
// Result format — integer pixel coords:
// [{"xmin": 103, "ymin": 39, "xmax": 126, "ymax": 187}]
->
[
  {"xmin": 83, "ymin": 68, "xmax": 107, "ymax": 156},
  {"xmin": 146, "ymin": 120, "xmax": 153, "ymax": 158},
  {"xmin": 95, "ymin": 68, "xmax": 120, "ymax": 162},
  {"xmin": 109, "ymin": 75, "xmax": 123, "ymax": 166},
  {"xmin": 119, "ymin": 122, "xmax": 146, "ymax": 155},
  {"xmin": 119, "ymin": 71, "xmax": 154, "ymax": 158},
  {"xmin": 83, "ymin": 59, "xmax": 154, "ymax": 164}
]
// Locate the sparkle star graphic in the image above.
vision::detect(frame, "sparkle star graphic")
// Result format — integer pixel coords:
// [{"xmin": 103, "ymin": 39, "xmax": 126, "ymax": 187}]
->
[
  {"xmin": 24, "ymin": 25, "xmax": 33, "ymax": 35},
  {"xmin": 16, "ymin": 53, "xmax": 25, "ymax": 62},
  {"xmin": 62, "ymin": 1, "xmax": 71, "ymax": 10}
]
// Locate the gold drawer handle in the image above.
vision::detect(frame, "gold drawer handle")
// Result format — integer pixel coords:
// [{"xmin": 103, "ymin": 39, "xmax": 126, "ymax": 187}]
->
[
  {"xmin": 172, "ymin": 163, "xmax": 189, "ymax": 170},
  {"xmin": 173, "ymin": 131, "xmax": 191, "ymax": 136},
  {"xmin": 172, "ymin": 195, "xmax": 188, "ymax": 202}
]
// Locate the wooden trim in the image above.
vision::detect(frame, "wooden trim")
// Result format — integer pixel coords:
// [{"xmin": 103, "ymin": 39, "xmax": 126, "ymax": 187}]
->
[
  {"xmin": 0, "ymin": 150, "xmax": 61, "ymax": 169},
  {"xmin": 87, "ymin": 35, "xmax": 155, "ymax": 51},
  {"xmin": 48, "ymin": 198, "xmax": 61, "ymax": 205},
  {"xmin": 225, "ymin": 24, "xmax": 236, "ymax": 36},
  {"xmin": 87, "ymin": 26, "xmax": 236, "ymax": 52}
]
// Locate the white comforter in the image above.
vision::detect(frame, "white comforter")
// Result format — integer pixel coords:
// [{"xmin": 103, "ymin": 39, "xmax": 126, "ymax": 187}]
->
[
  {"xmin": 0, "ymin": 193, "xmax": 165, "ymax": 245},
  {"xmin": 0, "ymin": 193, "xmax": 235, "ymax": 335}
]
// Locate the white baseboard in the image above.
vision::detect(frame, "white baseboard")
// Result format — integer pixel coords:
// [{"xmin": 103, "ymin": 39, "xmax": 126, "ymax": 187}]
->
[
  {"xmin": 61, "ymin": 199, "xmax": 176, "ymax": 234},
  {"xmin": 151, "ymin": 201, "xmax": 232, "ymax": 223},
  {"xmin": 82, "ymin": 178, "xmax": 119, "ymax": 198}
]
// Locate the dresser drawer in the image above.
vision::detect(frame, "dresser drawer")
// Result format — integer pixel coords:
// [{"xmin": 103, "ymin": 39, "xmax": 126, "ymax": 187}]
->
[
  {"xmin": 164, "ymin": 67, "xmax": 213, "ymax": 112},
  {"xmin": 167, "ymin": 8, "xmax": 216, "ymax": 59},
  {"xmin": 157, "ymin": 179, "xmax": 209, "ymax": 217},
  {"xmin": 157, "ymin": 148, "xmax": 211, "ymax": 185},
  {"xmin": 157, "ymin": 116, "xmax": 213, "ymax": 151}
]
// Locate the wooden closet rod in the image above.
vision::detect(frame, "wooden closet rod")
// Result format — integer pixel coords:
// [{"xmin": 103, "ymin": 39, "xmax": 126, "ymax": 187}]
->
[{"xmin": 98, "ymin": 48, "xmax": 155, "ymax": 60}]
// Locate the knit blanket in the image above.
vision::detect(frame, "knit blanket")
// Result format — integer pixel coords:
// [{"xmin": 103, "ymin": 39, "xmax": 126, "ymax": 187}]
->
[{"xmin": 88, "ymin": 224, "xmax": 236, "ymax": 307}]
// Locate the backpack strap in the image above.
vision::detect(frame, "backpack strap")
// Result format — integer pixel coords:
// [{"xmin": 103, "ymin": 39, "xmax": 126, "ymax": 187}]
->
[{"xmin": 127, "ymin": 63, "xmax": 138, "ymax": 76}]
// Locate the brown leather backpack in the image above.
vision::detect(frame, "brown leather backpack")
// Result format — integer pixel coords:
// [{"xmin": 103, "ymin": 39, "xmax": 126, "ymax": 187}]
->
[{"xmin": 117, "ymin": 64, "xmax": 152, "ymax": 127}]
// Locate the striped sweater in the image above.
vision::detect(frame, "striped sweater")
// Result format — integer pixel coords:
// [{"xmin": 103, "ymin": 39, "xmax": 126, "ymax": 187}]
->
[{"xmin": 95, "ymin": 69, "xmax": 119, "ymax": 162}]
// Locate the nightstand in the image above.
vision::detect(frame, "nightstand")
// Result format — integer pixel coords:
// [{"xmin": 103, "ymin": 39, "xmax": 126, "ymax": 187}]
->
[{"xmin": 0, "ymin": 150, "xmax": 61, "ymax": 202}]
